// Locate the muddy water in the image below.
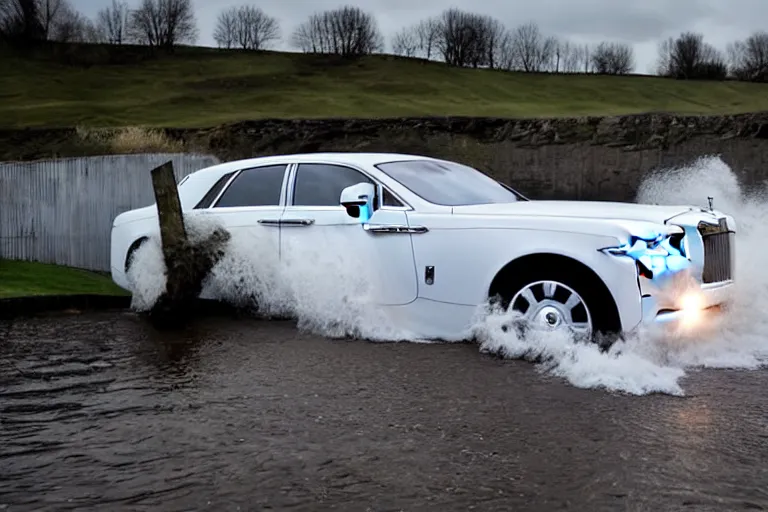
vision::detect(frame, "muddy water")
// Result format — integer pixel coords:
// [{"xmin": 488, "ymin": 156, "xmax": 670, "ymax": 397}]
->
[{"xmin": 1, "ymin": 311, "xmax": 767, "ymax": 511}]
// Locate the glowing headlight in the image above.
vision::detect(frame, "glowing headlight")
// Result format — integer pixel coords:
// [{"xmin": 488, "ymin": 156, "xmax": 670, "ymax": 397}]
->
[
  {"xmin": 678, "ymin": 291, "xmax": 705, "ymax": 327},
  {"xmin": 599, "ymin": 228, "xmax": 691, "ymax": 284}
]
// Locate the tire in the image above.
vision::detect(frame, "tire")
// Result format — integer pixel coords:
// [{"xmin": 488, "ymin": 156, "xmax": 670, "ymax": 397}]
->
[{"xmin": 494, "ymin": 266, "xmax": 622, "ymax": 350}]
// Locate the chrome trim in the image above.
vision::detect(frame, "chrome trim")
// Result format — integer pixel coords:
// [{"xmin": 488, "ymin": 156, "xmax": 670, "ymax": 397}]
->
[
  {"xmin": 363, "ymin": 224, "xmax": 428, "ymax": 234},
  {"xmin": 280, "ymin": 218, "xmax": 315, "ymax": 226},
  {"xmin": 209, "ymin": 169, "xmax": 242, "ymax": 208},
  {"xmin": 257, "ymin": 219, "xmax": 282, "ymax": 226},
  {"xmin": 281, "ymin": 163, "xmax": 297, "ymax": 207},
  {"xmin": 285, "ymin": 162, "xmax": 298, "ymax": 206}
]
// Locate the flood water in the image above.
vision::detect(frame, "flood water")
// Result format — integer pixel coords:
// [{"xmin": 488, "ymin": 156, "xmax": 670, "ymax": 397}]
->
[{"xmin": 1, "ymin": 310, "xmax": 767, "ymax": 511}]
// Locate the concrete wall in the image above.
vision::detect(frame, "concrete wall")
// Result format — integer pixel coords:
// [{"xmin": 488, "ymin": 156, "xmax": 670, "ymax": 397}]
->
[{"xmin": 0, "ymin": 153, "xmax": 218, "ymax": 272}]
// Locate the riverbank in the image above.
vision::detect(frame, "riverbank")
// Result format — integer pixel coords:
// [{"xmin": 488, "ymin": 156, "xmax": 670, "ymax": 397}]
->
[{"xmin": 0, "ymin": 260, "xmax": 127, "ymax": 299}]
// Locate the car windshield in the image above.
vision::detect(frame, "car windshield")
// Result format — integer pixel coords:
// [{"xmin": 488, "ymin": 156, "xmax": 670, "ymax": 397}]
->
[{"xmin": 375, "ymin": 159, "xmax": 525, "ymax": 206}]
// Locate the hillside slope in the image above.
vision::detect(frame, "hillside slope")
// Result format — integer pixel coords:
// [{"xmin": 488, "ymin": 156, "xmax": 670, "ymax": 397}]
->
[{"xmin": 2, "ymin": 46, "xmax": 768, "ymax": 129}]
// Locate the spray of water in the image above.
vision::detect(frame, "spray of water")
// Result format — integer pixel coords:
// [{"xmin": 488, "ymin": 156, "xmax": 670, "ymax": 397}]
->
[
  {"xmin": 128, "ymin": 211, "xmax": 420, "ymax": 342},
  {"xmin": 127, "ymin": 155, "xmax": 768, "ymax": 396},
  {"xmin": 474, "ymin": 156, "xmax": 768, "ymax": 396}
]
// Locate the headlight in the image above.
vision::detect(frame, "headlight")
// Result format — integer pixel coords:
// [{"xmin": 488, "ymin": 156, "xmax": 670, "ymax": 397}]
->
[{"xmin": 599, "ymin": 226, "xmax": 691, "ymax": 283}]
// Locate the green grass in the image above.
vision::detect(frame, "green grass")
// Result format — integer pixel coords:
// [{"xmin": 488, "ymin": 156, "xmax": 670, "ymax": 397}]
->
[
  {"xmin": 0, "ymin": 260, "xmax": 129, "ymax": 299},
  {"xmin": 1, "ymin": 45, "xmax": 768, "ymax": 129}
]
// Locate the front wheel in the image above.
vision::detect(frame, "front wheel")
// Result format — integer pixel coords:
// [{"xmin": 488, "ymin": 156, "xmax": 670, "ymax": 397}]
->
[
  {"xmin": 496, "ymin": 268, "xmax": 622, "ymax": 350},
  {"xmin": 510, "ymin": 279, "xmax": 593, "ymax": 338}
]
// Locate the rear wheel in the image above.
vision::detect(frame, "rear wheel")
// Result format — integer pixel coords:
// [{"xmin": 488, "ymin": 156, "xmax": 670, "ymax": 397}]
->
[{"xmin": 494, "ymin": 267, "xmax": 621, "ymax": 350}]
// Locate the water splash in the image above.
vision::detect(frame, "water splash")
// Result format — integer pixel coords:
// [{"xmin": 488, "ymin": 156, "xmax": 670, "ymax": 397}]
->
[{"xmin": 128, "ymin": 211, "xmax": 419, "ymax": 342}]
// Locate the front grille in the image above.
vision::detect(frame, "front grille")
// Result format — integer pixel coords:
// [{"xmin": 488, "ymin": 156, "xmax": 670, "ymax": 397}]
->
[{"xmin": 700, "ymin": 231, "xmax": 733, "ymax": 283}]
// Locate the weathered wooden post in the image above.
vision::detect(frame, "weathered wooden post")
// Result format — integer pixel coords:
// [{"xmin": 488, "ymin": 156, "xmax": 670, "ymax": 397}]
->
[{"xmin": 147, "ymin": 161, "xmax": 230, "ymax": 327}]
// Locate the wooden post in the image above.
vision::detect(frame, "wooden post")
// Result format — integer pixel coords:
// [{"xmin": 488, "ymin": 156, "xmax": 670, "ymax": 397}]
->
[
  {"xmin": 151, "ymin": 161, "xmax": 187, "ymax": 252},
  {"xmin": 147, "ymin": 161, "xmax": 231, "ymax": 327}
]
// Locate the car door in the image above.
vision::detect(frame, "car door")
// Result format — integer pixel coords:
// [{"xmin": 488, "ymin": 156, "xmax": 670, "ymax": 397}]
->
[
  {"xmin": 279, "ymin": 161, "xmax": 418, "ymax": 306},
  {"xmin": 195, "ymin": 163, "xmax": 289, "ymax": 262}
]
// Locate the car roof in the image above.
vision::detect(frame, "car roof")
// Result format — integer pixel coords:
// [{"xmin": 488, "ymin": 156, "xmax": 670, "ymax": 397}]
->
[{"xmin": 196, "ymin": 152, "xmax": 436, "ymax": 176}]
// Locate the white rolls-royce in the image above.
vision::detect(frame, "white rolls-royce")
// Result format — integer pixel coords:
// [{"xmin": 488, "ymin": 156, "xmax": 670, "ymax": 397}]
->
[{"xmin": 110, "ymin": 152, "xmax": 735, "ymax": 346}]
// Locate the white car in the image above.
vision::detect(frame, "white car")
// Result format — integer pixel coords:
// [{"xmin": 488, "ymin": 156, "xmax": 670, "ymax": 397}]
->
[{"xmin": 110, "ymin": 152, "xmax": 735, "ymax": 346}]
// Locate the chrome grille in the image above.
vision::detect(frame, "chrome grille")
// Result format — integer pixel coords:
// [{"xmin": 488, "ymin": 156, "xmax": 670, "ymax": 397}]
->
[{"xmin": 699, "ymin": 227, "xmax": 733, "ymax": 283}]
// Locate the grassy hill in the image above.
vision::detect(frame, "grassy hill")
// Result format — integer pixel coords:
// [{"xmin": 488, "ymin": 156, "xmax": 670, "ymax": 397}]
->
[{"xmin": 2, "ymin": 45, "xmax": 768, "ymax": 129}]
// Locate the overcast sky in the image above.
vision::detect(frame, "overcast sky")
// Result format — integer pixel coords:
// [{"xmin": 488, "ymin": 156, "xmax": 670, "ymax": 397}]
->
[{"xmin": 72, "ymin": 0, "xmax": 766, "ymax": 73}]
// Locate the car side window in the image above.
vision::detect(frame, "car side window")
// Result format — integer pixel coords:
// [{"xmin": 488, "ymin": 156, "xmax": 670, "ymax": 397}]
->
[
  {"xmin": 293, "ymin": 163, "xmax": 374, "ymax": 207},
  {"xmin": 214, "ymin": 165, "xmax": 287, "ymax": 207},
  {"xmin": 382, "ymin": 187, "xmax": 404, "ymax": 207},
  {"xmin": 194, "ymin": 171, "xmax": 235, "ymax": 209}
]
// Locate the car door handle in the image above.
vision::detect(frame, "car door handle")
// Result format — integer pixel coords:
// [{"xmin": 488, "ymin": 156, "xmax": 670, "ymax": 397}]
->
[
  {"xmin": 257, "ymin": 219, "xmax": 282, "ymax": 226},
  {"xmin": 363, "ymin": 224, "xmax": 428, "ymax": 234},
  {"xmin": 280, "ymin": 218, "xmax": 315, "ymax": 226}
]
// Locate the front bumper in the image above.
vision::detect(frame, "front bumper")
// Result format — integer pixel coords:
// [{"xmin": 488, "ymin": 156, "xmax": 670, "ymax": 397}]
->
[
  {"xmin": 604, "ymin": 208, "xmax": 736, "ymax": 333},
  {"xmin": 641, "ymin": 279, "xmax": 734, "ymax": 327}
]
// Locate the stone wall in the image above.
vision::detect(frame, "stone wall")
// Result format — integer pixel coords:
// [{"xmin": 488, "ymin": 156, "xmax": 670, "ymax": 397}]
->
[
  {"xmin": 4, "ymin": 111, "xmax": 768, "ymax": 202},
  {"xmin": 177, "ymin": 112, "xmax": 768, "ymax": 201}
]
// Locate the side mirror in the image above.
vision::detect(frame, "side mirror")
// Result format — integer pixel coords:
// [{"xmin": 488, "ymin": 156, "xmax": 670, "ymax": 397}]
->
[{"xmin": 340, "ymin": 182, "xmax": 375, "ymax": 222}]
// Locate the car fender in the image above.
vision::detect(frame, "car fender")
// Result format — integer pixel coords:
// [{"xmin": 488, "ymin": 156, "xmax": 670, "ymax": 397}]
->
[
  {"xmin": 110, "ymin": 213, "xmax": 160, "ymax": 291},
  {"xmin": 406, "ymin": 223, "xmax": 643, "ymax": 331}
]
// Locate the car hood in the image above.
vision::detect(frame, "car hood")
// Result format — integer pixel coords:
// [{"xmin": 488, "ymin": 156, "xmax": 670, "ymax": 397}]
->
[{"xmin": 451, "ymin": 200, "xmax": 701, "ymax": 224}]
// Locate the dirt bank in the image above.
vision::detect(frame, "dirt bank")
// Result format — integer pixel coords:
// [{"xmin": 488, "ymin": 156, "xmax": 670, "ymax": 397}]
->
[{"xmin": 3, "ymin": 111, "xmax": 768, "ymax": 201}]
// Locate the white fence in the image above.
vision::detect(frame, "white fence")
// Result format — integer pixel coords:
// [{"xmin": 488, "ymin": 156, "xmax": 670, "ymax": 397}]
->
[{"xmin": 0, "ymin": 153, "xmax": 219, "ymax": 272}]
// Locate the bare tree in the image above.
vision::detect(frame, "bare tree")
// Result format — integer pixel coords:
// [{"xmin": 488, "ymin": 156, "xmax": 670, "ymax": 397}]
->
[
  {"xmin": 392, "ymin": 18, "xmax": 440, "ymax": 60},
  {"xmin": 482, "ymin": 15, "xmax": 508, "ymax": 69},
  {"xmin": 415, "ymin": 18, "xmax": 439, "ymax": 60},
  {"xmin": 432, "ymin": 8, "xmax": 508, "ymax": 68},
  {"xmin": 49, "ymin": 2, "xmax": 87, "ymax": 41},
  {"xmin": 559, "ymin": 40, "xmax": 582, "ymax": 72},
  {"xmin": 551, "ymin": 38, "xmax": 581, "ymax": 73},
  {"xmin": 551, "ymin": 38, "xmax": 564, "ymax": 72},
  {"xmin": 580, "ymin": 43, "xmax": 592, "ymax": 73},
  {"xmin": 727, "ymin": 31, "xmax": 768, "ymax": 82},
  {"xmin": 391, "ymin": 26, "xmax": 419, "ymax": 57},
  {"xmin": 0, "ymin": 0, "xmax": 45, "ymax": 43},
  {"xmin": 36, "ymin": 0, "xmax": 64, "ymax": 39},
  {"xmin": 128, "ymin": 0, "xmax": 198, "ymax": 49},
  {"xmin": 591, "ymin": 41, "xmax": 634, "ymax": 74},
  {"xmin": 213, "ymin": 6, "xmax": 235, "ymax": 48},
  {"xmin": 508, "ymin": 22, "xmax": 555, "ymax": 72},
  {"xmin": 96, "ymin": 0, "xmax": 129, "ymax": 44},
  {"xmin": 214, "ymin": 5, "xmax": 278, "ymax": 50},
  {"xmin": 434, "ymin": 8, "xmax": 482, "ymax": 67},
  {"xmin": 239, "ymin": 6, "xmax": 278, "ymax": 50},
  {"xmin": 656, "ymin": 32, "xmax": 727, "ymax": 80},
  {"xmin": 83, "ymin": 17, "xmax": 105, "ymax": 42},
  {"xmin": 1, "ymin": 0, "xmax": 102, "ymax": 44},
  {"xmin": 292, "ymin": 5, "xmax": 382, "ymax": 56}
]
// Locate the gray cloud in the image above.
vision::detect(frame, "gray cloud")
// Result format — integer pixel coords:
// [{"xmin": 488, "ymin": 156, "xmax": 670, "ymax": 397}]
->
[{"xmin": 73, "ymin": 0, "xmax": 767, "ymax": 74}]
